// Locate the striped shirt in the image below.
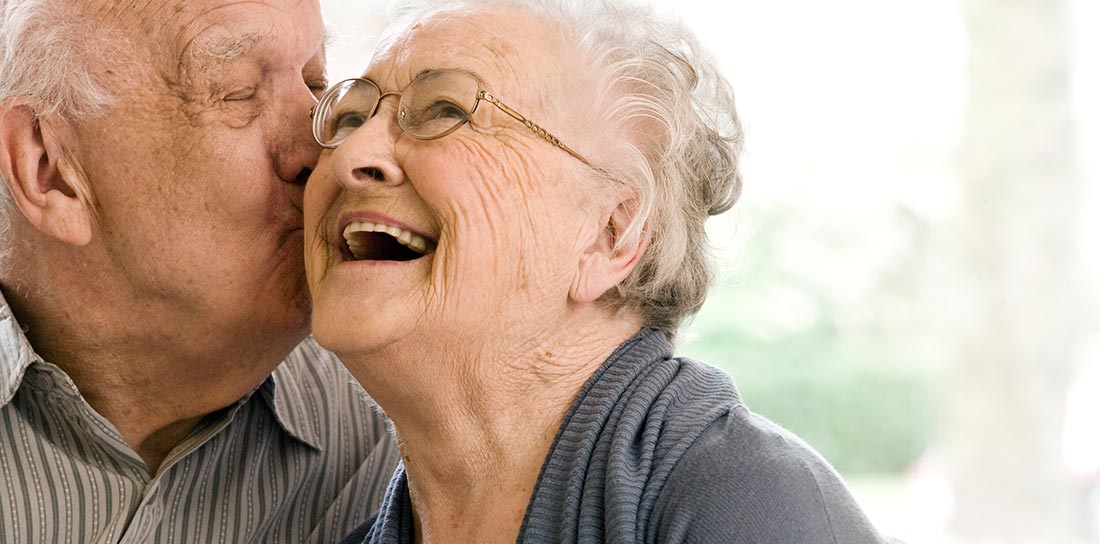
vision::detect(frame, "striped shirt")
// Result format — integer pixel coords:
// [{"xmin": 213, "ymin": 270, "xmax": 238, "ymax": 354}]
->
[{"xmin": 0, "ymin": 293, "xmax": 400, "ymax": 543}]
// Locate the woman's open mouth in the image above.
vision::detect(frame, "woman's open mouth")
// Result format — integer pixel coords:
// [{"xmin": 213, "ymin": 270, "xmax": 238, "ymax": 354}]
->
[{"xmin": 341, "ymin": 221, "xmax": 436, "ymax": 262}]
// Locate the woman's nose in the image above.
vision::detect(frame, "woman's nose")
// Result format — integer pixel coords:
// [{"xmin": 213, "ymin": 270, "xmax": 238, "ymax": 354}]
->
[{"xmin": 331, "ymin": 99, "xmax": 407, "ymax": 189}]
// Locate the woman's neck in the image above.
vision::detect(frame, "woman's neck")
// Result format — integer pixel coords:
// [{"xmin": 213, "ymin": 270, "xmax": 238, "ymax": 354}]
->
[
  {"xmin": 404, "ymin": 396, "xmax": 561, "ymax": 544},
  {"xmin": 344, "ymin": 318, "xmax": 642, "ymax": 543}
]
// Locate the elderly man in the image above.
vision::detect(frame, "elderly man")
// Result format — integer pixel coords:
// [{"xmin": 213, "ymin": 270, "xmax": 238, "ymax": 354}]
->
[{"xmin": 0, "ymin": 0, "xmax": 397, "ymax": 542}]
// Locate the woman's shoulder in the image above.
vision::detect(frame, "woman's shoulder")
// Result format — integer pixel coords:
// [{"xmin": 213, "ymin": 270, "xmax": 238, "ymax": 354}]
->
[{"xmin": 648, "ymin": 399, "xmax": 887, "ymax": 543}]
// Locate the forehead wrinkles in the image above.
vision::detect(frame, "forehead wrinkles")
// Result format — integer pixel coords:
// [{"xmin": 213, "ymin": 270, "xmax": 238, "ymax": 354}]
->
[
  {"xmin": 383, "ymin": 9, "xmax": 567, "ymax": 105},
  {"xmin": 88, "ymin": 0, "xmax": 175, "ymax": 21},
  {"xmin": 184, "ymin": 3, "xmax": 323, "ymax": 70},
  {"xmin": 106, "ymin": 1, "xmax": 313, "ymax": 84},
  {"xmin": 80, "ymin": 1, "xmax": 261, "ymax": 85},
  {"xmin": 167, "ymin": 5, "xmax": 273, "ymax": 84}
]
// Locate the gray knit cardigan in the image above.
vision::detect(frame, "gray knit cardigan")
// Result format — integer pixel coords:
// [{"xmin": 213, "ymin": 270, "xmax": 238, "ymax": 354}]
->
[{"xmin": 344, "ymin": 329, "xmax": 887, "ymax": 543}]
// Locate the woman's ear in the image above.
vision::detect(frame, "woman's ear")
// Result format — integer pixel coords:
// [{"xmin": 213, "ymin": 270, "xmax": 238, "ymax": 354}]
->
[
  {"xmin": 570, "ymin": 198, "xmax": 648, "ymax": 304},
  {"xmin": 0, "ymin": 105, "xmax": 93, "ymax": 246}
]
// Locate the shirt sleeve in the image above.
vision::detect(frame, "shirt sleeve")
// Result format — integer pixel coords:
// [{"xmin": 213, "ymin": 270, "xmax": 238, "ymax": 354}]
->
[{"xmin": 650, "ymin": 407, "xmax": 888, "ymax": 544}]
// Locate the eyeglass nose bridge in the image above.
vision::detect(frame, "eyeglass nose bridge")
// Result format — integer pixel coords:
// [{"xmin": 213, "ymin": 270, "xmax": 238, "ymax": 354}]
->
[
  {"xmin": 375, "ymin": 90, "xmax": 405, "ymax": 124},
  {"xmin": 377, "ymin": 90, "xmax": 404, "ymax": 105}
]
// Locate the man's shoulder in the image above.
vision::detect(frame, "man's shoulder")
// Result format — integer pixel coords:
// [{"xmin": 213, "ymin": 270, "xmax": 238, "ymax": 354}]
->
[
  {"xmin": 283, "ymin": 336, "xmax": 350, "ymax": 372},
  {"xmin": 0, "ymin": 292, "xmax": 36, "ymax": 408},
  {"xmin": 278, "ymin": 337, "xmax": 370, "ymax": 401},
  {"xmin": 268, "ymin": 338, "xmax": 390, "ymax": 446}
]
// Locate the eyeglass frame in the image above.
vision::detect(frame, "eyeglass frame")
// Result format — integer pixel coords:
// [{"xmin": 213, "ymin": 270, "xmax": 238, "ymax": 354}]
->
[{"xmin": 309, "ymin": 69, "xmax": 610, "ymax": 177}]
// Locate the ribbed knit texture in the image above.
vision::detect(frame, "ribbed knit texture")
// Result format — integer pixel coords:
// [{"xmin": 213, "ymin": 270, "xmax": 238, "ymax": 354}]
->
[{"xmin": 348, "ymin": 329, "xmax": 887, "ymax": 543}]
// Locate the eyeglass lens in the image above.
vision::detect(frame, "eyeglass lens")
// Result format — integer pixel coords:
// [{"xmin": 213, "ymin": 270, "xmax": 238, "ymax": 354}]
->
[{"xmin": 315, "ymin": 70, "xmax": 483, "ymax": 146}]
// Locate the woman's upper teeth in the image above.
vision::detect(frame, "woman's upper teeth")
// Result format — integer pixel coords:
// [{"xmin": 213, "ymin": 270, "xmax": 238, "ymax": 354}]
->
[{"xmin": 343, "ymin": 221, "xmax": 432, "ymax": 255}]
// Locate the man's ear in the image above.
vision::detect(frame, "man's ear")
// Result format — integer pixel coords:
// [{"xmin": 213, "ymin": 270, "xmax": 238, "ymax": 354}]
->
[
  {"xmin": 0, "ymin": 104, "xmax": 93, "ymax": 246},
  {"xmin": 570, "ymin": 199, "xmax": 649, "ymax": 304}
]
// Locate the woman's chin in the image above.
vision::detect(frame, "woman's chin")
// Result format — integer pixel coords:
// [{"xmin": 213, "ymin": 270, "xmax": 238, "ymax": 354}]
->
[{"xmin": 311, "ymin": 310, "xmax": 396, "ymax": 357}]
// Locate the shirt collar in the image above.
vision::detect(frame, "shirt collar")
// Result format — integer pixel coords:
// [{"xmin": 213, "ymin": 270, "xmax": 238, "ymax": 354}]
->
[
  {"xmin": 0, "ymin": 289, "xmax": 38, "ymax": 408},
  {"xmin": 257, "ymin": 345, "xmax": 324, "ymax": 451}
]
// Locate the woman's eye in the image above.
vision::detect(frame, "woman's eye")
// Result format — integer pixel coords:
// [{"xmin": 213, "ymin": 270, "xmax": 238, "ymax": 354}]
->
[
  {"xmin": 425, "ymin": 100, "xmax": 467, "ymax": 121},
  {"xmin": 334, "ymin": 110, "xmax": 367, "ymax": 130},
  {"xmin": 331, "ymin": 110, "xmax": 368, "ymax": 139}
]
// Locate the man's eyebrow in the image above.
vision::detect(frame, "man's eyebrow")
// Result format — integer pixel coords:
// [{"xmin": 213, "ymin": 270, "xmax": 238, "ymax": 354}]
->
[
  {"xmin": 188, "ymin": 32, "xmax": 264, "ymax": 64},
  {"xmin": 179, "ymin": 28, "xmax": 328, "ymax": 78}
]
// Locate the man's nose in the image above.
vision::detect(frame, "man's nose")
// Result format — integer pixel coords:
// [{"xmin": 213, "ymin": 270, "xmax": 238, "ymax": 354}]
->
[{"xmin": 275, "ymin": 84, "xmax": 324, "ymax": 186}]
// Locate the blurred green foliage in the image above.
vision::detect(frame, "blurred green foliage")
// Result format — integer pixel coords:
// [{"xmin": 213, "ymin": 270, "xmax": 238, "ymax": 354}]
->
[{"xmin": 680, "ymin": 205, "xmax": 938, "ymax": 475}]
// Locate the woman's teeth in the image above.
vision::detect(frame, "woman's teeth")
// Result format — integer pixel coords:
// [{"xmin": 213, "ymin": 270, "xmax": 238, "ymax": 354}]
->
[{"xmin": 342, "ymin": 221, "xmax": 433, "ymax": 259}]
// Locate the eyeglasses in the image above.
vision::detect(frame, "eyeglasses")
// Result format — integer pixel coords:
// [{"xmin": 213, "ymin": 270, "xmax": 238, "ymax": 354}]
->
[{"xmin": 310, "ymin": 69, "xmax": 602, "ymax": 172}]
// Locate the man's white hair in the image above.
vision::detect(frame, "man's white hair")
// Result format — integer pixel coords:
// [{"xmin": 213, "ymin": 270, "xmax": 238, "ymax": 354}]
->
[
  {"xmin": 387, "ymin": 0, "xmax": 744, "ymax": 340},
  {"xmin": 0, "ymin": 0, "xmax": 116, "ymax": 260}
]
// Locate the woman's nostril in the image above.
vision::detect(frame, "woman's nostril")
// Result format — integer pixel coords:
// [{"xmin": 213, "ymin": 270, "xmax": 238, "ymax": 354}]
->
[{"xmin": 356, "ymin": 166, "xmax": 386, "ymax": 182}]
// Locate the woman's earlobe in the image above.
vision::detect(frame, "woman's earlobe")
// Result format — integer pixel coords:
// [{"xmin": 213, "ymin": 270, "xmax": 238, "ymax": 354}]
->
[{"xmin": 0, "ymin": 105, "xmax": 93, "ymax": 246}]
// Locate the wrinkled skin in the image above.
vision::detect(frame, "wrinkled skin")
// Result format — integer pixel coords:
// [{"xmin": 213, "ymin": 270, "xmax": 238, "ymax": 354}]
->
[
  {"xmin": 0, "ymin": 0, "xmax": 328, "ymax": 469},
  {"xmin": 71, "ymin": 0, "xmax": 327, "ymax": 357},
  {"xmin": 305, "ymin": 7, "xmax": 608, "ymax": 371}
]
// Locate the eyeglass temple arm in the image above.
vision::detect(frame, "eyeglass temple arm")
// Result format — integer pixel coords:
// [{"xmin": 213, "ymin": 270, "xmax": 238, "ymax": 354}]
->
[{"xmin": 478, "ymin": 90, "xmax": 599, "ymax": 170}]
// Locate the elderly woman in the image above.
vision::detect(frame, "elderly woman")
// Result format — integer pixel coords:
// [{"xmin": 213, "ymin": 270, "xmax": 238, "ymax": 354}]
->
[{"xmin": 304, "ymin": 0, "xmax": 886, "ymax": 542}]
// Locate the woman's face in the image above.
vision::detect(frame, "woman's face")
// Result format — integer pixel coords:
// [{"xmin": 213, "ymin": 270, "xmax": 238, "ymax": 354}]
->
[{"xmin": 304, "ymin": 7, "xmax": 608, "ymax": 358}]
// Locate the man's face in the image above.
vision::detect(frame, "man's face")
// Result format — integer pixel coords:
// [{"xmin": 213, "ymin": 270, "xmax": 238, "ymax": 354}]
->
[{"xmin": 68, "ymin": 0, "xmax": 326, "ymax": 346}]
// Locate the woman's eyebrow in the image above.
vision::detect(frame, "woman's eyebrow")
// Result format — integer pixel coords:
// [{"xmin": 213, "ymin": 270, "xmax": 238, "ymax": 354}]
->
[{"xmin": 413, "ymin": 67, "xmax": 489, "ymax": 84}]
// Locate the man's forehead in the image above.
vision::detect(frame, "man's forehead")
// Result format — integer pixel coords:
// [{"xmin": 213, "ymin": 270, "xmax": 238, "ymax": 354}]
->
[
  {"xmin": 86, "ymin": 0, "xmax": 320, "ymax": 49},
  {"xmin": 85, "ymin": 0, "xmax": 324, "ymax": 74},
  {"xmin": 86, "ymin": 0, "xmax": 181, "ymax": 27}
]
